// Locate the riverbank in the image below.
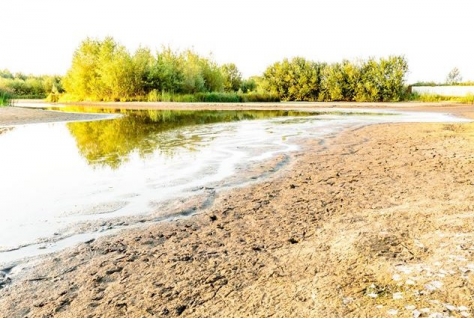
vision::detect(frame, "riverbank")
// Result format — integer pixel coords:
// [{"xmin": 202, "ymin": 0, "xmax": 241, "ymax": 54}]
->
[
  {"xmin": 1, "ymin": 104, "xmax": 474, "ymax": 317},
  {"xmin": 3, "ymin": 100, "xmax": 474, "ymax": 125},
  {"xmin": 0, "ymin": 106, "xmax": 116, "ymax": 126}
]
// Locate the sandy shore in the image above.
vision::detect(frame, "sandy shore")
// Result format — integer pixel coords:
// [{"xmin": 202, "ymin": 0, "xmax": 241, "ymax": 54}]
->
[
  {"xmin": 0, "ymin": 106, "xmax": 116, "ymax": 126},
  {"xmin": 1, "ymin": 103, "xmax": 474, "ymax": 317}
]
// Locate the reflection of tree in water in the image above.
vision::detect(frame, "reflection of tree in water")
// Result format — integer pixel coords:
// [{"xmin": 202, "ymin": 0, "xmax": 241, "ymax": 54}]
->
[{"xmin": 67, "ymin": 109, "xmax": 313, "ymax": 169}]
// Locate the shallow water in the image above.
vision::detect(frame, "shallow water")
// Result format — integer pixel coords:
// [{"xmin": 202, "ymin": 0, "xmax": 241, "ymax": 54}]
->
[{"xmin": 0, "ymin": 108, "xmax": 468, "ymax": 267}]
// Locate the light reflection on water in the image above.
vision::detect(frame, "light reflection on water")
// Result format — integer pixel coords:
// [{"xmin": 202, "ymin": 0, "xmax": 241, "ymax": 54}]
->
[
  {"xmin": 0, "ymin": 108, "xmax": 468, "ymax": 266},
  {"xmin": 0, "ymin": 110, "xmax": 331, "ymax": 258}
]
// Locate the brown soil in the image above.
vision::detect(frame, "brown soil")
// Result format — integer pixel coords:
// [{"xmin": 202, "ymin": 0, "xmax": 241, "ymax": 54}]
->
[{"xmin": 1, "ymin": 103, "xmax": 474, "ymax": 317}]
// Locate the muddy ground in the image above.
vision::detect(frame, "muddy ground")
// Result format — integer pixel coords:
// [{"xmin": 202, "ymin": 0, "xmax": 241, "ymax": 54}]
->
[{"xmin": 1, "ymin": 103, "xmax": 474, "ymax": 317}]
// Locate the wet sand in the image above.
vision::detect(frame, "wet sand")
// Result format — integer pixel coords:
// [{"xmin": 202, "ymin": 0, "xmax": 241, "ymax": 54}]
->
[{"xmin": 1, "ymin": 103, "xmax": 474, "ymax": 317}]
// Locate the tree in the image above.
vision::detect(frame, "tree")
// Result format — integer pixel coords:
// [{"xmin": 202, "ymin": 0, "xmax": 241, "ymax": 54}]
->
[
  {"xmin": 446, "ymin": 67, "xmax": 462, "ymax": 85},
  {"xmin": 221, "ymin": 63, "xmax": 242, "ymax": 92},
  {"xmin": 63, "ymin": 37, "xmax": 142, "ymax": 101},
  {"xmin": 263, "ymin": 57, "xmax": 321, "ymax": 101},
  {"xmin": 62, "ymin": 37, "xmax": 102, "ymax": 100},
  {"xmin": 200, "ymin": 57, "xmax": 224, "ymax": 92},
  {"xmin": 240, "ymin": 77, "xmax": 256, "ymax": 93},
  {"xmin": 154, "ymin": 47, "xmax": 184, "ymax": 93},
  {"xmin": 180, "ymin": 50, "xmax": 205, "ymax": 94}
]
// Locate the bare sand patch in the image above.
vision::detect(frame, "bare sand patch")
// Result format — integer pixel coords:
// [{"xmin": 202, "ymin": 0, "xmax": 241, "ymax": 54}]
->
[{"xmin": 1, "ymin": 103, "xmax": 474, "ymax": 317}]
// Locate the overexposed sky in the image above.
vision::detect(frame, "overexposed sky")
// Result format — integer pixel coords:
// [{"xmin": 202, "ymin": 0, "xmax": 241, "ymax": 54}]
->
[{"xmin": 2, "ymin": 0, "xmax": 473, "ymax": 83}]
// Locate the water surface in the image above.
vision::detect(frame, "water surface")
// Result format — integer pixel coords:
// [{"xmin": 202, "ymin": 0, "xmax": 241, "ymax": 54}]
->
[{"xmin": 0, "ymin": 108, "xmax": 468, "ymax": 267}]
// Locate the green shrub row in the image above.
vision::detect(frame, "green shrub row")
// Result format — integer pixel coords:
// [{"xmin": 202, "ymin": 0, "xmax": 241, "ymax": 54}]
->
[
  {"xmin": 146, "ymin": 91, "xmax": 280, "ymax": 103},
  {"xmin": 408, "ymin": 92, "xmax": 474, "ymax": 104}
]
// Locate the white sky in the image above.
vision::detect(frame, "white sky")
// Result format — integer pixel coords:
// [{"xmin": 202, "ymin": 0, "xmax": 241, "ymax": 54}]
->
[{"xmin": 1, "ymin": 0, "xmax": 474, "ymax": 84}]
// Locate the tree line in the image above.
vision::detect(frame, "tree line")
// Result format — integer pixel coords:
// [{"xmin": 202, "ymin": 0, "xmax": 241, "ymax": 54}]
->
[
  {"xmin": 0, "ymin": 69, "xmax": 63, "ymax": 99},
  {"xmin": 62, "ymin": 37, "xmax": 263, "ymax": 102},
  {"xmin": 261, "ymin": 56, "xmax": 409, "ymax": 102},
  {"xmin": 2, "ymin": 36, "xmax": 413, "ymax": 103},
  {"xmin": 62, "ymin": 37, "xmax": 410, "ymax": 102}
]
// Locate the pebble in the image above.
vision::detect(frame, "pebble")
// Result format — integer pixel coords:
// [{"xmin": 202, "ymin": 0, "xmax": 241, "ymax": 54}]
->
[
  {"xmin": 444, "ymin": 304, "xmax": 456, "ymax": 311},
  {"xmin": 392, "ymin": 292, "xmax": 403, "ymax": 300},
  {"xmin": 405, "ymin": 279, "xmax": 416, "ymax": 285},
  {"xmin": 424, "ymin": 280, "xmax": 443, "ymax": 292},
  {"xmin": 387, "ymin": 309, "xmax": 398, "ymax": 316},
  {"xmin": 392, "ymin": 274, "xmax": 402, "ymax": 281}
]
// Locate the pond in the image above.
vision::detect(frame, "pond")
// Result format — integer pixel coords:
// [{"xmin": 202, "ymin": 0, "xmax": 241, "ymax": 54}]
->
[{"xmin": 0, "ymin": 107, "xmax": 467, "ymax": 267}]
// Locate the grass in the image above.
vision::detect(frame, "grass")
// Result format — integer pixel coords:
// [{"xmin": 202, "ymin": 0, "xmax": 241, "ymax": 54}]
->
[
  {"xmin": 58, "ymin": 91, "xmax": 280, "ymax": 103},
  {"xmin": 146, "ymin": 91, "xmax": 280, "ymax": 103},
  {"xmin": 409, "ymin": 92, "xmax": 474, "ymax": 104},
  {"xmin": 0, "ymin": 89, "xmax": 13, "ymax": 106}
]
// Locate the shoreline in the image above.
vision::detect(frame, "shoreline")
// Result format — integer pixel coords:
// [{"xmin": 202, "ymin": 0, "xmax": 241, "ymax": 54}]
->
[
  {"xmin": 0, "ymin": 106, "xmax": 118, "ymax": 127},
  {"xmin": 1, "ymin": 103, "xmax": 474, "ymax": 317}
]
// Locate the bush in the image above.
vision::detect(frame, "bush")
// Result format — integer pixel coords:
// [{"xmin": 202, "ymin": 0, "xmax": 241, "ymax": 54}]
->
[
  {"xmin": 0, "ymin": 88, "xmax": 13, "ymax": 106},
  {"xmin": 460, "ymin": 93, "xmax": 474, "ymax": 104},
  {"xmin": 240, "ymin": 92, "xmax": 280, "ymax": 102},
  {"xmin": 144, "ymin": 91, "xmax": 280, "ymax": 103}
]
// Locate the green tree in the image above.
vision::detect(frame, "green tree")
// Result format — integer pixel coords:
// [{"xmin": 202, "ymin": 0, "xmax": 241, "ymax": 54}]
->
[
  {"xmin": 0, "ymin": 69, "xmax": 13, "ymax": 79},
  {"xmin": 96, "ymin": 38, "xmax": 137, "ymax": 101},
  {"xmin": 154, "ymin": 47, "xmax": 184, "ymax": 93},
  {"xmin": 180, "ymin": 50, "xmax": 205, "ymax": 94},
  {"xmin": 63, "ymin": 37, "xmax": 102, "ymax": 100},
  {"xmin": 263, "ymin": 57, "xmax": 322, "ymax": 101},
  {"xmin": 240, "ymin": 77, "xmax": 257, "ymax": 93},
  {"xmin": 221, "ymin": 63, "xmax": 242, "ymax": 92}
]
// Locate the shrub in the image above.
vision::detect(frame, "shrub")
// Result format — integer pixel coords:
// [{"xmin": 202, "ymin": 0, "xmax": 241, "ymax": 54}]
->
[{"xmin": 0, "ymin": 88, "xmax": 13, "ymax": 106}]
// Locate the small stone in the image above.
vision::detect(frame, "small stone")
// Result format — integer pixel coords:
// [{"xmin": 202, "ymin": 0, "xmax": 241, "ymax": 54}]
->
[
  {"xmin": 405, "ymin": 305, "xmax": 416, "ymax": 310},
  {"xmin": 392, "ymin": 274, "xmax": 402, "ymax": 281},
  {"xmin": 367, "ymin": 293, "xmax": 378, "ymax": 298},
  {"xmin": 421, "ymin": 308, "xmax": 431, "ymax": 313},
  {"xmin": 405, "ymin": 279, "xmax": 416, "ymax": 285},
  {"xmin": 444, "ymin": 304, "xmax": 456, "ymax": 311},
  {"xmin": 413, "ymin": 310, "xmax": 421, "ymax": 318},
  {"xmin": 424, "ymin": 280, "xmax": 443, "ymax": 292},
  {"xmin": 461, "ymin": 311, "xmax": 471, "ymax": 317},
  {"xmin": 458, "ymin": 306, "xmax": 468, "ymax": 311},
  {"xmin": 393, "ymin": 292, "xmax": 403, "ymax": 300},
  {"xmin": 429, "ymin": 312, "xmax": 444, "ymax": 318},
  {"xmin": 387, "ymin": 309, "xmax": 398, "ymax": 316}
]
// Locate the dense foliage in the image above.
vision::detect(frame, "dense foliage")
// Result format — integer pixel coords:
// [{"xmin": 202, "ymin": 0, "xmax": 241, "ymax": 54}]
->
[
  {"xmin": 0, "ymin": 69, "xmax": 63, "ymax": 100},
  {"xmin": 262, "ymin": 56, "xmax": 409, "ymax": 102},
  {"xmin": 3, "ymin": 36, "xmax": 417, "ymax": 103},
  {"xmin": 62, "ymin": 37, "xmax": 255, "ymax": 102}
]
